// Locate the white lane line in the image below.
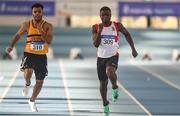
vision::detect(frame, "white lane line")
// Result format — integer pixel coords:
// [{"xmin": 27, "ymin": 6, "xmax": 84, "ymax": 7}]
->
[
  {"xmin": 0, "ymin": 72, "xmax": 4, "ymax": 81},
  {"xmin": 136, "ymin": 66, "xmax": 180, "ymax": 91},
  {"xmin": 0, "ymin": 76, "xmax": 4, "ymax": 81},
  {"xmin": 0, "ymin": 70, "xmax": 19, "ymax": 103},
  {"xmin": 117, "ymin": 81, "xmax": 152, "ymax": 116},
  {"xmin": 59, "ymin": 60, "xmax": 74, "ymax": 116}
]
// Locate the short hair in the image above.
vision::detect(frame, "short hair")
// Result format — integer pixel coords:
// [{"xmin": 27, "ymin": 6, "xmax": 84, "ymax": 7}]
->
[
  {"xmin": 100, "ymin": 6, "xmax": 111, "ymax": 12},
  {"xmin": 31, "ymin": 3, "xmax": 44, "ymax": 10}
]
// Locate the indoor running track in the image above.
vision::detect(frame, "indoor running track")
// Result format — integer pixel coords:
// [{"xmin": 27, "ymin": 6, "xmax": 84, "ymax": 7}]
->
[{"xmin": 0, "ymin": 59, "xmax": 180, "ymax": 116}]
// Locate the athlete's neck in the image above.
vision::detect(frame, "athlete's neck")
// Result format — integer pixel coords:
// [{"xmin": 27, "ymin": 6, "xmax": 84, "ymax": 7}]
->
[
  {"xmin": 103, "ymin": 21, "xmax": 112, "ymax": 27},
  {"xmin": 33, "ymin": 19, "xmax": 42, "ymax": 25}
]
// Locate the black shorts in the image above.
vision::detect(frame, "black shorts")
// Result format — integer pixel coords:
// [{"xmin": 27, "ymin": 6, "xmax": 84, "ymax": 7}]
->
[
  {"xmin": 20, "ymin": 52, "xmax": 48, "ymax": 80},
  {"xmin": 97, "ymin": 55, "xmax": 119, "ymax": 81}
]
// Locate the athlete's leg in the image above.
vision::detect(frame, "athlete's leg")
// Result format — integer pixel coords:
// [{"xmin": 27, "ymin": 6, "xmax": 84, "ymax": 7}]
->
[
  {"xmin": 97, "ymin": 57, "xmax": 110, "ymax": 113},
  {"xmin": 30, "ymin": 79, "xmax": 44, "ymax": 102},
  {"xmin": 99, "ymin": 79, "xmax": 109, "ymax": 106},
  {"xmin": 106, "ymin": 66, "xmax": 119, "ymax": 102},
  {"xmin": 28, "ymin": 79, "xmax": 43, "ymax": 112},
  {"xmin": 106, "ymin": 66, "xmax": 118, "ymax": 89},
  {"xmin": 106, "ymin": 55, "xmax": 119, "ymax": 102},
  {"xmin": 21, "ymin": 52, "xmax": 33, "ymax": 86},
  {"xmin": 30, "ymin": 54, "xmax": 47, "ymax": 102},
  {"xmin": 22, "ymin": 68, "xmax": 33, "ymax": 97},
  {"xmin": 28, "ymin": 72, "xmax": 45, "ymax": 112},
  {"xmin": 24, "ymin": 68, "xmax": 33, "ymax": 86},
  {"xmin": 106, "ymin": 55, "xmax": 119, "ymax": 89},
  {"xmin": 100, "ymin": 79, "xmax": 110, "ymax": 113}
]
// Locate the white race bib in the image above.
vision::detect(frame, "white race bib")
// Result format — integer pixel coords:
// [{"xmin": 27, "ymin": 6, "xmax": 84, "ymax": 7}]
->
[
  {"xmin": 101, "ymin": 35, "xmax": 115, "ymax": 46},
  {"xmin": 30, "ymin": 41, "xmax": 44, "ymax": 51}
]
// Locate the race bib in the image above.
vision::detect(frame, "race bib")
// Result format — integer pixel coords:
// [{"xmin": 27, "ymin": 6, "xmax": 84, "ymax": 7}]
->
[
  {"xmin": 30, "ymin": 41, "xmax": 44, "ymax": 51},
  {"xmin": 101, "ymin": 35, "xmax": 115, "ymax": 46}
]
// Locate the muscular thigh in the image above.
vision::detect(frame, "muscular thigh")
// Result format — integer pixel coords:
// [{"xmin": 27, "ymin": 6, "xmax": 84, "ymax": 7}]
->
[
  {"xmin": 20, "ymin": 52, "xmax": 35, "ymax": 71},
  {"xmin": 34, "ymin": 55, "xmax": 48, "ymax": 80},
  {"xmin": 106, "ymin": 55, "xmax": 119, "ymax": 69},
  {"xmin": 97, "ymin": 57, "xmax": 108, "ymax": 81}
]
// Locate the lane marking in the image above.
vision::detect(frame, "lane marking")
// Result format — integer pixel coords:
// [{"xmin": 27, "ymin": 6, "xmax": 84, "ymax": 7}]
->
[
  {"xmin": 0, "ymin": 72, "xmax": 4, "ymax": 81},
  {"xmin": 0, "ymin": 70, "xmax": 19, "ymax": 103},
  {"xmin": 136, "ymin": 66, "xmax": 180, "ymax": 91},
  {"xmin": 117, "ymin": 81, "xmax": 152, "ymax": 116},
  {"xmin": 59, "ymin": 60, "xmax": 74, "ymax": 116},
  {"xmin": 0, "ymin": 76, "xmax": 4, "ymax": 81}
]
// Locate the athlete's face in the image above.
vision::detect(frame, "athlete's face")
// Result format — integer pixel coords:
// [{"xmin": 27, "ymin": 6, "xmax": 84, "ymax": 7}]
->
[
  {"xmin": 32, "ymin": 7, "xmax": 43, "ymax": 22},
  {"xmin": 100, "ymin": 10, "xmax": 111, "ymax": 24}
]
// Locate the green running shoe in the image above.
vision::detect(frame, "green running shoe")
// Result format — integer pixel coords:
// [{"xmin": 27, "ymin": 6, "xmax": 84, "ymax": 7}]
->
[
  {"xmin": 103, "ymin": 103, "xmax": 110, "ymax": 114},
  {"xmin": 112, "ymin": 88, "xmax": 119, "ymax": 102}
]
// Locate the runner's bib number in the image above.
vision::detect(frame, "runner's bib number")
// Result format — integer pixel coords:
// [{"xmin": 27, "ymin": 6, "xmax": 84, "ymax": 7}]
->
[
  {"xmin": 101, "ymin": 35, "xmax": 115, "ymax": 46},
  {"xmin": 30, "ymin": 41, "xmax": 44, "ymax": 51},
  {"xmin": 102, "ymin": 39, "xmax": 114, "ymax": 45}
]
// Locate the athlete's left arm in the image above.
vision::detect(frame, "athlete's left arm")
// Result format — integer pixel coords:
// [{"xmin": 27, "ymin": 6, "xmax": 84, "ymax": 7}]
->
[
  {"xmin": 117, "ymin": 22, "xmax": 138, "ymax": 57},
  {"xmin": 38, "ymin": 22, "xmax": 53, "ymax": 44}
]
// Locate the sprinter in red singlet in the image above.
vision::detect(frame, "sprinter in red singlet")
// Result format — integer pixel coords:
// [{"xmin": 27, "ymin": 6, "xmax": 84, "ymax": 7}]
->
[{"xmin": 92, "ymin": 6, "xmax": 138, "ymax": 114}]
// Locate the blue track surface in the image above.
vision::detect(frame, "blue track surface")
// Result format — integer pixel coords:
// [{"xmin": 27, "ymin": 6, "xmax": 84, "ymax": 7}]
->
[{"xmin": 0, "ymin": 59, "xmax": 180, "ymax": 116}]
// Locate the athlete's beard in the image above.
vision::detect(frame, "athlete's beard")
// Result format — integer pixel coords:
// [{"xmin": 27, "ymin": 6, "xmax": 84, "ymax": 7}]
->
[
  {"xmin": 33, "ymin": 18, "xmax": 42, "ymax": 27},
  {"xmin": 34, "ymin": 16, "xmax": 42, "ymax": 23}
]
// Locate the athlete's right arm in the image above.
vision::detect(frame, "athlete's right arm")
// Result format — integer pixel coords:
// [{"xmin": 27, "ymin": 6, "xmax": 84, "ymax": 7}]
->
[
  {"xmin": 6, "ymin": 22, "xmax": 28, "ymax": 53},
  {"xmin": 92, "ymin": 24, "xmax": 103, "ymax": 48}
]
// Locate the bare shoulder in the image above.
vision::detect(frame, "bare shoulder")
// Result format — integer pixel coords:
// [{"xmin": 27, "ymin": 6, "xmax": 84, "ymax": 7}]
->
[
  {"xmin": 18, "ymin": 20, "xmax": 30, "ymax": 32},
  {"xmin": 21, "ymin": 21, "xmax": 29, "ymax": 28},
  {"xmin": 44, "ymin": 21, "xmax": 53, "ymax": 28},
  {"xmin": 115, "ymin": 21, "xmax": 128, "ymax": 32},
  {"xmin": 42, "ymin": 20, "xmax": 53, "ymax": 33},
  {"xmin": 115, "ymin": 22, "xmax": 123, "ymax": 27}
]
